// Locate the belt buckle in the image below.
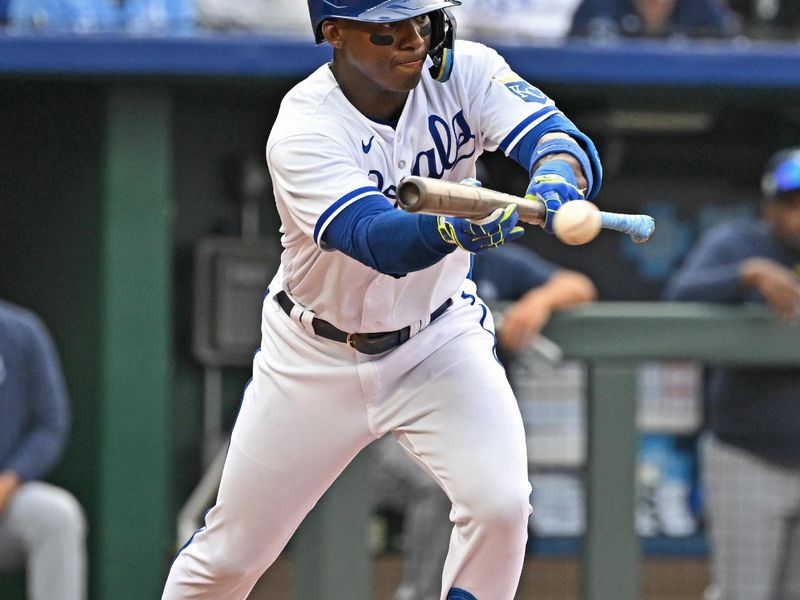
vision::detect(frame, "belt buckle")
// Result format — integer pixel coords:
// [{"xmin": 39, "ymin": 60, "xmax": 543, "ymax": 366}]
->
[
  {"xmin": 348, "ymin": 331, "xmax": 401, "ymax": 355},
  {"xmin": 346, "ymin": 332, "xmax": 357, "ymax": 349}
]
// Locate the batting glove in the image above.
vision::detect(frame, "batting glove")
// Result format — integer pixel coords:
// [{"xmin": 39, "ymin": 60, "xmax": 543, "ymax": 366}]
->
[
  {"xmin": 525, "ymin": 159, "xmax": 585, "ymax": 233},
  {"xmin": 437, "ymin": 204, "xmax": 524, "ymax": 253}
]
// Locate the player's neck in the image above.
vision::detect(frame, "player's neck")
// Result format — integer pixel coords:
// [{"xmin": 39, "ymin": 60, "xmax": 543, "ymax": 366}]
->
[{"xmin": 329, "ymin": 62, "xmax": 409, "ymax": 122}]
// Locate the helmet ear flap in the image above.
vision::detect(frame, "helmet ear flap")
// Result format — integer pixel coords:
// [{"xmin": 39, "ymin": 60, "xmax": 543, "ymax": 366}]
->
[{"xmin": 427, "ymin": 9, "xmax": 456, "ymax": 83}]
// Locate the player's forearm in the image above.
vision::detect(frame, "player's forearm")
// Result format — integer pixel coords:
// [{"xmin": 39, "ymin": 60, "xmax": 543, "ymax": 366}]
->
[
  {"xmin": 365, "ymin": 212, "xmax": 456, "ymax": 276},
  {"xmin": 322, "ymin": 196, "xmax": 455, "ymax": 277},
  {"xmin": 520, "ymin": 271, "xmax": 596, "ymax": 313},
  {"xmin": 663, "ymin": 263, "xmax": 745, "ymax": 303},
  {"xmin": 507, "ymin": 113, "xmax": 603, "ymax": 200},
  {"xmin": 739, "ymin": 257, "xmax": 792, "ymax": 290}
]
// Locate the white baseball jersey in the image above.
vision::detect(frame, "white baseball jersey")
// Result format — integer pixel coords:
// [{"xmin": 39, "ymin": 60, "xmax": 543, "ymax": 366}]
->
[{"xmin": 267, "ymin": 39, "xmax": 562, "ymax": 333}]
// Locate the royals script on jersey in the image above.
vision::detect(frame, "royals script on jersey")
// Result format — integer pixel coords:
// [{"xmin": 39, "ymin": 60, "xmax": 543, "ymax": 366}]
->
[{"xmin": 267, "ymin": 40, "xmax": 562, "ymax": 333}]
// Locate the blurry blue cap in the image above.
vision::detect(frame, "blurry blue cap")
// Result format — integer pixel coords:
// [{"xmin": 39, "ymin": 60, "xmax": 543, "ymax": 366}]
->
[{"xmin": 762, "ymin": 148, "xmax": 800, "ymax": 200}]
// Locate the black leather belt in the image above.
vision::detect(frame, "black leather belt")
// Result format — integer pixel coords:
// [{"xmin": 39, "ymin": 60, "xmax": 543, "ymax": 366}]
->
[{"xmin": 275, "ymin": 290, "xmax": 452, "ymax": 355}]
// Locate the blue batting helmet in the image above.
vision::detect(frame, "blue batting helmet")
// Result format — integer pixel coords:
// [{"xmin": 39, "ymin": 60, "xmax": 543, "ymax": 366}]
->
[
  {"xmin": 762, "ymin": 147, "xmax": 800, "ymax": 201},
  {"xmin": 307, "ymin": 0, "xmax": 461, "ymax": 82}
]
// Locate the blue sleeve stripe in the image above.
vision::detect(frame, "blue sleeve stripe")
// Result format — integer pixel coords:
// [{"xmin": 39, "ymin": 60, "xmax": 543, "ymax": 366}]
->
[
  {"xmin": 313, "ymin": 186, "xmax": 383, "ymax": 246},
  {"xmin": 498, "ymin": 107, "xmax": 560, "ymax": 154}
]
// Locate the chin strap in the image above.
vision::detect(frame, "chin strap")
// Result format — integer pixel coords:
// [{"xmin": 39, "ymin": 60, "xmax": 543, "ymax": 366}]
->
[{"xmin": 428, "ymin": 8, "xmax": 457, "ymax": 82}]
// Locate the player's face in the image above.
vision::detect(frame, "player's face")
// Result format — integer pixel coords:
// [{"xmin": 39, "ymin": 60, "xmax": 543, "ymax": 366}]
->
[
  {"xmin": 766, "ymin": 192, "xmax": 800, "ymax": 251},
  {"xmin": 330, "ymin": 15, "xmax": 432, "ymax": 93}
]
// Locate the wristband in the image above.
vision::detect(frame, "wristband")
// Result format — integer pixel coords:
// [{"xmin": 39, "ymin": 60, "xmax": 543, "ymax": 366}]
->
[{"xmin": 530, "ymin": 137, "xmax": 593, "ymax": 197}]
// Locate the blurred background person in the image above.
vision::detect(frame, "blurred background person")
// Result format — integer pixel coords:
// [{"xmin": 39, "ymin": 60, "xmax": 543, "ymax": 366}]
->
[
  {"xmin": 373, "ymin": 242, "xmax": 596, "ymax": 600},
  {"xmin": 569, "ymin": 0, "xmax": 739, "ymax": 38},
  {"xmin": 664, "ymin": 147, "xmax": 800, "ymax": 600},
  {"xmin": 7, "ymin": 0, "xmax": 194, "ymax": 33},
  {"xmin": 728, "ymin": 0, "xmax": 800, "ymax": 38},
  {"xmin": 454, "ymin": 0, "xmax": 583, "ymax": 43},
  {"xmin": 0, "ymin": 300, "xmax": 88, "ymax": 600},
  {"xmin": 192, "ymin": 0, "xmax": 308, "ymax": 34},
  {"xmin": 471, "ymin": 242, "xmax": 596, "ymax": 365}
]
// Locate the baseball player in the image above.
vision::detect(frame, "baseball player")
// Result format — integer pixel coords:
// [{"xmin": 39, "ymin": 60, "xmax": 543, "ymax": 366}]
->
[{"xmin": 162, "ymin": 2, "xmax": 602, "ymax": 599}]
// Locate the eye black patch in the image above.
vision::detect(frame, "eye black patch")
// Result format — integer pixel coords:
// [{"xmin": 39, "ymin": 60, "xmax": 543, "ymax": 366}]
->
[
  {"xmin": 419, "ymin": 22, "xmax": 432, "ymax": 37},
  {"xmin": 370, "ymin": 33, "xmax": 394, "ymax": 46}
]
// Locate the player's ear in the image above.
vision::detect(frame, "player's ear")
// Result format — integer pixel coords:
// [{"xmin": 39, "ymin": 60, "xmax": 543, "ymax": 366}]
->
[{"xmin": 322, "ymin": 19, "xmax": 345, "ymax": 48}]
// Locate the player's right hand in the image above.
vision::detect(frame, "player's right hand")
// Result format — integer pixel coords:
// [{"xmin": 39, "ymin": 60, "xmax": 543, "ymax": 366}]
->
[
  {"xmin": 437, "ymin": 204, "xmax": 524, "ymax": 253},
  {"xmin": 525, "ymin": 159, "xmax": 585, "ymax": 234}
]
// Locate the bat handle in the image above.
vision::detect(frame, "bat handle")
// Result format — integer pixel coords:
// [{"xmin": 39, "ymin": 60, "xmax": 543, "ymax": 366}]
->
[{"xmin": 599, "ymin": 211, "xmax": 655, "ymax": 243}]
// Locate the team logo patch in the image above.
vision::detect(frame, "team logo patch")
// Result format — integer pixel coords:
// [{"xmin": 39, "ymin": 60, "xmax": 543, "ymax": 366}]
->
[
  {"xmin": 503, "ymin": 80, "xmax": 546, "ymax": 103},
  {"xmin": 493, "ymin": 72, "xmax": 547, "ymax": 103}
]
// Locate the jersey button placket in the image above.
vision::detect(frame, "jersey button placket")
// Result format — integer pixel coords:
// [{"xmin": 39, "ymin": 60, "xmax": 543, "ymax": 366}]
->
[
  {"xmin": 364, "ymin": 277, "xmax": 393, "ymax": 332},
  {"xmin": 394, "ymin": 124, "xmax": 410, "ymax": 176}
]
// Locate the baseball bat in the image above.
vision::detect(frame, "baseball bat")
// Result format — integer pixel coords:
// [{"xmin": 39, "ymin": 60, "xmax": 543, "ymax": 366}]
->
[{"xmin": 396, "ymin": 176, "xmax": 655, "ymax": 243}]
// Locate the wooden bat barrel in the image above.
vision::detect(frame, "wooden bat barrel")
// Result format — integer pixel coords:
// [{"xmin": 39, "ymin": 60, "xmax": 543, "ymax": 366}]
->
[{"xmin": 396, "ymin": 176, "xmax": 546, "ymax": 225}]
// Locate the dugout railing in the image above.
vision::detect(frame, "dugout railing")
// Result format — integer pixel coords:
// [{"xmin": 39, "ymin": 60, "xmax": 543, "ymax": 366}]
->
[{"xmin": 540, "ymin": 302, "xmax": 800, "ymax": 600}]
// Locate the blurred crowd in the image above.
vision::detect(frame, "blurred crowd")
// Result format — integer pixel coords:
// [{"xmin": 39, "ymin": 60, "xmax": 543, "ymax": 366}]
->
[{"xmin": 0, "ymin": 0, "xmax": 798, "ymax": 40}]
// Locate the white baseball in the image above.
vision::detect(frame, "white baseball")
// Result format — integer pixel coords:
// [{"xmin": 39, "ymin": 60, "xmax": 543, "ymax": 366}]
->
[{"xmin": 552, "ymin": 201, "xmax": 601, "ymax": 245}]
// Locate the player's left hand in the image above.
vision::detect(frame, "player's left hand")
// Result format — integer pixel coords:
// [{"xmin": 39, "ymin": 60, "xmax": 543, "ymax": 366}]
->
[
  {"xmin": 437, "ymin": 204, "xmax": 524, "ymax": 253},
  {"xmin": 525, "ymin": 159, "xmax": 585, "ymax": 233}
]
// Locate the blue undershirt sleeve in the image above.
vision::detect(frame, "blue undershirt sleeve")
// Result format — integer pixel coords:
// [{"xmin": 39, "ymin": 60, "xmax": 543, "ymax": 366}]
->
[{"xmin": 321, "ymin": 194, "xmax": 455, "ymax": 277}]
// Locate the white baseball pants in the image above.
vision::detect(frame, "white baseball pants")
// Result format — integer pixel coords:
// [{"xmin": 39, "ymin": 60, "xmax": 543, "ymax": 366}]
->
[{"xmin": 162, "ymin": 283, "xmax": 531, "ymax": 600}]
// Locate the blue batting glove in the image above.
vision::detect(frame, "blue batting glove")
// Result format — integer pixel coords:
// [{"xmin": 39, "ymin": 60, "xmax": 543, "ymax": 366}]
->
[
  {"xmin": 525, "ymin": 159, "xmax": 585, "ymax": 233},
  {"xmin": 437, "ymin": 204, "xmax": 524, "ymax": 253}
]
